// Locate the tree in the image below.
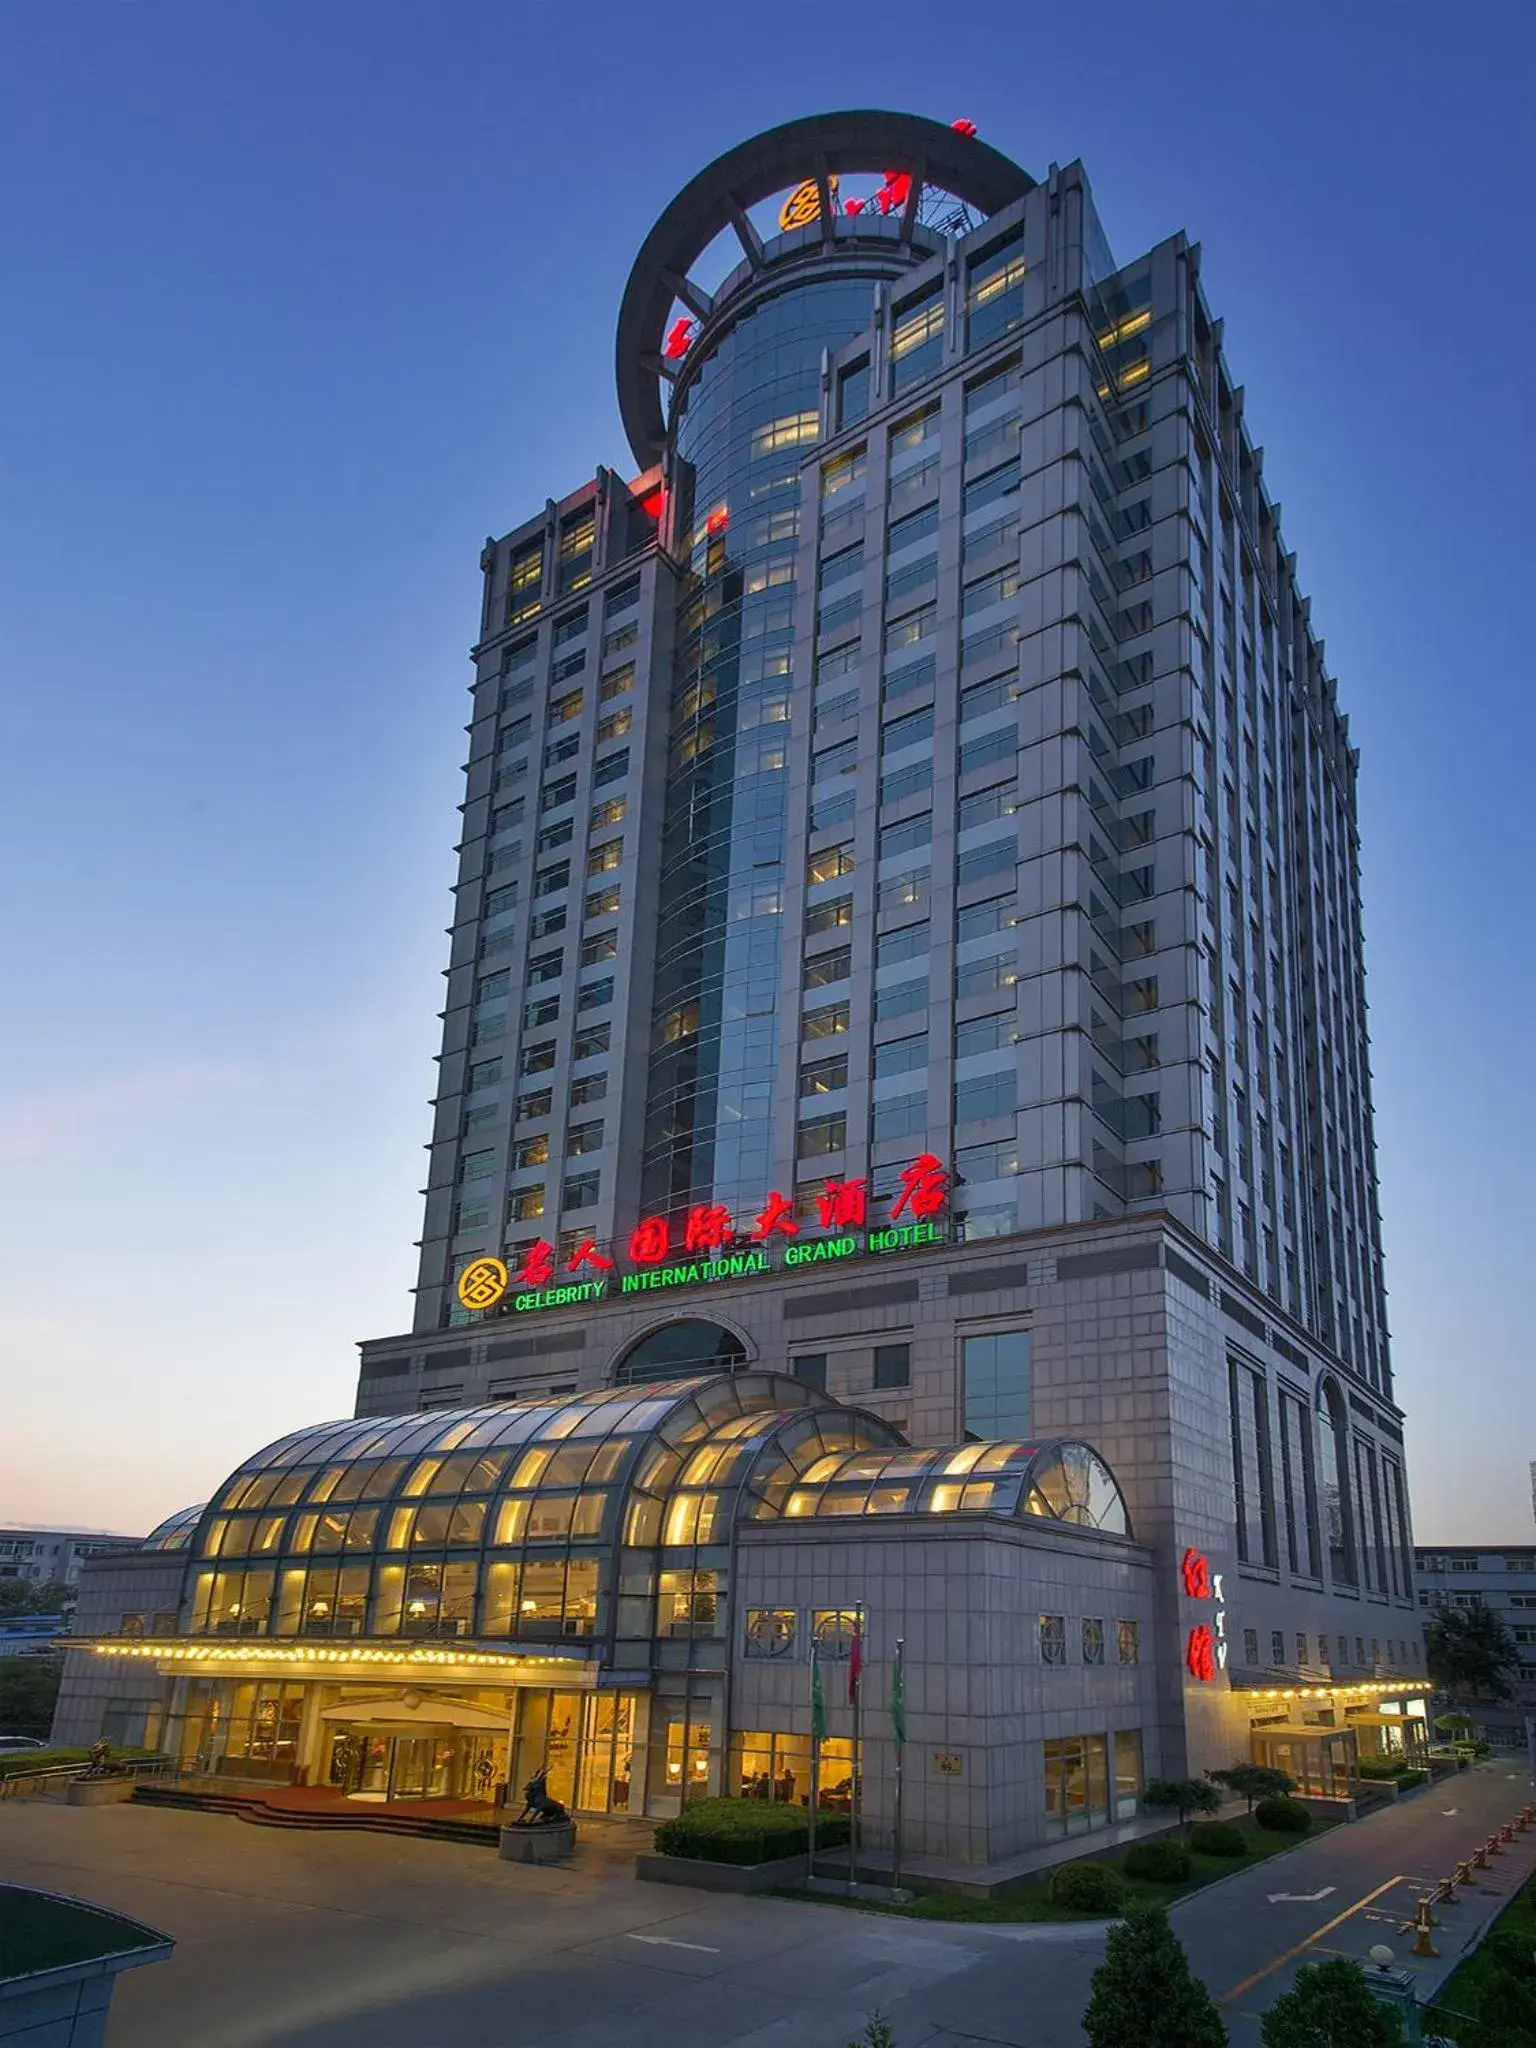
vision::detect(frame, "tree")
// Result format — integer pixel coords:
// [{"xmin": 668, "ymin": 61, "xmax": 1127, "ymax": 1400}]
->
[
  {"xmin": 1261, "ymin": 1960, "xmax": 1403, "ymax": 2046},
  {"xmin": 1461, "ymin": 1957, "xmax": 1536, "ymax": 2048},
  {"xmin": 1083, "ymin": 1901, "xmax": 1227, "ymax": 2048},
  {"xmin": 0, "ymin": 1578, "xmax": 72, "ymax": 1619},
  {"xmin": 1142, "ymin": 1777, "xmax": 1223, "ymax": 1832},
  {"xmin": 0, "ymin": 1654, "xmax": 62, "ymax": 1738},
  {"xmin": 1426, "ymin": 1604, "xmax": 1521, "ymax": 1703},
  {"xmin": 1209, "ymin": 1764, "xmax": 1295, "ymax": 1815}
]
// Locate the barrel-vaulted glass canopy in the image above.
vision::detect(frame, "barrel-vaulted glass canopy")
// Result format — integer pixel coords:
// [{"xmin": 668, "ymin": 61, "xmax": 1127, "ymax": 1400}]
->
[
  {"xmin": 179, "ymin": 1372, "xmax": 1130, "ymax": 1652},
  {"xmin": 768, "ymin": 1441, "xmax": 1129, "ymax": 1532},
  {"xmin": 143, "ymin": 1503, "xmax": 207, "ymax": 1551}
]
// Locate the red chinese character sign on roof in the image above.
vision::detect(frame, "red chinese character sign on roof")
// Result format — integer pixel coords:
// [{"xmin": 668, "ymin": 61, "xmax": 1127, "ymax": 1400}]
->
[
  {"xmin": 1181, "ymin": 1549, "xmax": 1212, "ymax": 1600},
  {"xmin": 566, "ymin": 1239, "xmax": 613, "ymax": 1274},
  {"xmin": 817, "ymin": 1178, "xmax": 867, "ymax": 1229},
  {"xmin": 514, "ymin": 1240, "xmax": 556, "ymax": 1288},
  {"xmin": 684, "ymin": 1204, "xmax": 734, "ymax": 1252},
  {"xmin": 751, "ymin": 1192, "xmax": 798, "ymax": 1241},
  {"xmin": 663, "ymin": 316, "xmax": 697, "ymax": 360},
  {"xmin": 890, "ymin": 1153, "xmax": 948, "ymax": 1221},
  {"xmin": 629, "ymin": 1217, "xmax": 670, "ymax": 1265},
  {"xmin": 462, "ymin": 1153, "xmax": 955, "ymax": 1315}
]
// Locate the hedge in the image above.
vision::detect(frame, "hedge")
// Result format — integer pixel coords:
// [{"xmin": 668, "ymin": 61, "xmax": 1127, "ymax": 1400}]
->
[
  {"xmin": 0, "ymin": 1747, "xmax": 162, "ymax": 1782},
  {"xmin": 652, "ymin": 1797, "xmax": 850, "ymax": 1866},
  {"xmin": 1254, "ymin": 1795, "xmax": 1312, "ymax": 1834},
  {"xmin": 1187, "ymin": 1820, "xmax": 1247, "ymax": 1858},
  {"xmin": 1124, "ymin": 1838, "xmax": 1192, "ymax": 1883},
  {"xmin": 1049, "ymin": 1859, "xmax": 1124, "ymax": 1911}
]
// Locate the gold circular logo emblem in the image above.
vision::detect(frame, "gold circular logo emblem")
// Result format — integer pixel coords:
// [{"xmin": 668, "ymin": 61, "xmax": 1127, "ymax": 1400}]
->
[
  {"xmin": 778, "ymin": 174, "xmax": 837, "ymax": 232},
  {"xmin": 457, "ymin": 1256, "xmax": 508, "ymax": 1311}
]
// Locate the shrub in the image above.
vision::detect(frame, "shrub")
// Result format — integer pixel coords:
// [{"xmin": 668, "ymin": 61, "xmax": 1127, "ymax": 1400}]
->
[
  {"xmin": 0, "ymin": 1746, "xmax": 161, "ymax": 1782},
  {"xmin": 1396, "ymin": 1768, "xmax": 1426, "ymax": 1791},
  {"xmin": 1254, "ymin": 1795, "xmax": 1311, "ymax": 1834},
  {"xmin": 1083, "ymin": 1902, "xmax": 1227, "ymax": 2047},
  {"xmin": 1188, "ymin": 1821, "xmax": 1247, "ymax": 1858},
  {"xmin": 1124, "ymin": 1839, "xmax": 1192, "ymax": 1883},
  {"xmin": 1049, "ymin": 1859, "xmax": 1125, "ymax": 1912},
  {"xmin": 651, "ymin": 1796, "xmax": 848, "ymax": 1866}
]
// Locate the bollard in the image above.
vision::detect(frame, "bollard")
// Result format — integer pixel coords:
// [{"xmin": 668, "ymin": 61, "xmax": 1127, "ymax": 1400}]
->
[
  {"xmin": 1410, "ymin": 1897, "xmax": 1439, "ymax": 1958},
  {"xmin": 1455, "ymin": 1859, "xmax": 1476, "ymax": 1890},
  {"xmin": 1473, "ymin": 1839, "xmax": 1491, "ymax": 1868},
  {"xmin": 1441, "ymin": 1870, "xmax": 1459, "ymax": 1901},
  {"xmin": 1500, "ymin": 1821, "xmax": 1515, "ymax": 1844},
  {"xmin": 1489, "ymin": 1833, "xmax": 1506, "ymax": 1857}
]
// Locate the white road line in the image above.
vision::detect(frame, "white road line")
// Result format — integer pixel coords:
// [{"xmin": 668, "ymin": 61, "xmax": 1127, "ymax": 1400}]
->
[{"xmin": 627, "ymin": 1933, "xmax": 721, "ymax": 1953}]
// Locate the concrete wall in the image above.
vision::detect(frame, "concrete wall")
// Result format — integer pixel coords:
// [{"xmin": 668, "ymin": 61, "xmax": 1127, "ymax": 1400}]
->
[
  {"xmin": 50, "ymin": 1552, "xmax": 186, "ymax": 1750},
  {"xmin": 733, "ymin": 1514, "xmax": 1157, "ymax": 1863}
]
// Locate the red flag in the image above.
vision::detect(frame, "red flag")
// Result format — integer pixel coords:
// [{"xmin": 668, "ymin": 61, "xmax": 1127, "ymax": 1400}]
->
[{"xmin": 848, "ymin": 1615, "xmax": 863, "ymax": 1707}]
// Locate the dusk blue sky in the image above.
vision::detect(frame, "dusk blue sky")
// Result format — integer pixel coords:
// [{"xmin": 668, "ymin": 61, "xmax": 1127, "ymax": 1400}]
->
[{"xmin": 1, "ymin": 2, "xmax": 1528, "ymax": 1540}]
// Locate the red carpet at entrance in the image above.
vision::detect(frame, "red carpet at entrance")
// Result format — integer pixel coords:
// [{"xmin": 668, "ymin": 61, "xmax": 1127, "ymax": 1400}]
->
[{"xmin": 133, "ymin": 1779, "xmax": 505, "ymax": 1844}]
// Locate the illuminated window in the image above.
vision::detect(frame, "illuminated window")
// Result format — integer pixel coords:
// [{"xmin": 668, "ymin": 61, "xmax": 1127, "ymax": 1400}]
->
[
  {"xmin": 587, "ymin": 838, "xmax": 623, "ymax": 876},
  {"xmin": 822, "ymin": 446, "xmax": 867, "ymax": 498},
  {"xmin": 806, "ymin": 893, "xmax": 853, "ymax": 934},
  {"xmin": 800, "ymin": 1054, "xmax": 848, "ymax": 1096},
  {"xmin": 600, "ymin": 663, "xmax": 635, "ymax": 702},
  {"xmin": 507, "ymin": 542, "xmax": 543, "ymax": 624},
  {"xmin": 659, "ymin": 1569, "xmax": 718, "ymax": 1635},
  {"xmin": 752, "ymin": 411, "xmax": 819, "ymax": 458},
  {"xmin": 803, "ymin": 1001, "xmax": 850, "ymax": 1040},
  {"xmin": 890, "ymin": 289, "xmax": 944, "ymax": 387},
  {"xmin": 797, "ymin": 1112, "xmax": 845, "ymax": 1157}
]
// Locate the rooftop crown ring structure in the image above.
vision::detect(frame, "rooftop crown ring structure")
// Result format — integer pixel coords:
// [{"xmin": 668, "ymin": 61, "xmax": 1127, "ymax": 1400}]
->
[{"xmin": 615, "ymin": 109, "xmax": 1035, "ymax": 466}]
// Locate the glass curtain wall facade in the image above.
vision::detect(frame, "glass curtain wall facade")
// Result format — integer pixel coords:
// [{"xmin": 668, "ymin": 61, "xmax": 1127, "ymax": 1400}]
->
[{"xmin": 645, "ymin": 276, "xmax": 900, "ymax": 1219}]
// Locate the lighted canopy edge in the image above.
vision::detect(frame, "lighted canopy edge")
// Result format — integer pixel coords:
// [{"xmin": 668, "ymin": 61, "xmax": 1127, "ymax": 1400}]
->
[{"xmin": 615, "ymin": 109, "xmax": 1036, "ymax": 466}]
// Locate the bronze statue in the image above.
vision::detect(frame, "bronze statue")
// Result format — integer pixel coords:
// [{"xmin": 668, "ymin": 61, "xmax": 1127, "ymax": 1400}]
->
[{"xmin": 510, "ymin": 1765, "xmax": 569, "ymax": 1827}]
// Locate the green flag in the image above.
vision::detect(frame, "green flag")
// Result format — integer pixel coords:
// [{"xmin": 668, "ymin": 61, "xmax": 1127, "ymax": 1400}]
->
[
  {"xmin": 810, "ymin": 1641, "xmax": 827, "ymax": 1743},
  {"xmin": 890, "ymin": 1639, "xmax": 906, "ymax": 1747}
]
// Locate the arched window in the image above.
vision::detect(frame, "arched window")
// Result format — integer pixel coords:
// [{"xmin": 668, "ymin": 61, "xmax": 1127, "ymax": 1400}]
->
[
  {"xmin": 1316, "ymin": 1378, "xmax": 1356, "ymax": 1587},
  {"xmin": 613, "ymin": 1321, "xmax": 747, "ymax": 1387}
]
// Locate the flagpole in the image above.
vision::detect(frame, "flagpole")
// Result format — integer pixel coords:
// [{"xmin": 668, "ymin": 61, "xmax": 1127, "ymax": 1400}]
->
[
  {"xmin": 848, "ymin": 1609, "xmax": 863, "ymax": 1896},
  {"xmin": 891, "ymin": 1637, "xmax": 905, "ymax": 1895},
  {"xmin": 807, "ymin": 1638, "xmax": 821, "ymax": 1888},
  {"xmin": 849, "ymin": 1677, "xmax": 861, "ymax": 1894}
]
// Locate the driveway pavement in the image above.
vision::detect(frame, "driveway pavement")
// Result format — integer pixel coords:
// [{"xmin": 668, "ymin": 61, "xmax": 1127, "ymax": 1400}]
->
[{"xmin": 1, "ymin": 1764, "xmax": 1532, "ymax": 2046}]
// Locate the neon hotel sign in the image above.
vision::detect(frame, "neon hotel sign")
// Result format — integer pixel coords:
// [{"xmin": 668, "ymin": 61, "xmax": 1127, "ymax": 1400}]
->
[{"xmin": 457, "ymin": 1155, "xmax": 950, "ymax": 1317}]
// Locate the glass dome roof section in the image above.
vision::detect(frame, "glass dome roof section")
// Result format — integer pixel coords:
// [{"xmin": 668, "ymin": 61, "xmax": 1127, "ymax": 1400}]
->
[
  {"xmin": 142, "ymin": 1503, "xmax": 207, "ymax": 1551},
  {"xmin": 760, "ymin": 1439, "xmax": 1130, "ymax": 1535},
  {"xmin": 186, "ymin": 1374, "xmax": 868, "ymax": 1630}
]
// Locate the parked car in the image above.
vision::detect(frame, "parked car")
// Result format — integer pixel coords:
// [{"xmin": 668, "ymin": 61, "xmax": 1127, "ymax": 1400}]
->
[{"xmin": 0, "ymin": 1736, "xmax": 47, "ymax": 1752}]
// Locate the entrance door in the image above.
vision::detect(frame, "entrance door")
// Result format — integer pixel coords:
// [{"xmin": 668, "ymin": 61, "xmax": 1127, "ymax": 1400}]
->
[
  {"xmin": 390, "ymin": 1737, "xmax": 431, "ymax": 1799},
  {"xmin": 576, "ymin": 1695, "xmax": 636, "ymax": 1813}
]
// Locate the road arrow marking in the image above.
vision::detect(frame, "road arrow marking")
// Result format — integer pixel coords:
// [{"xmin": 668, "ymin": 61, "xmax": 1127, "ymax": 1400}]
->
[
  {"xmin": 1442, "ymin": 1808, "xmax": 1460, "ymax": 1816},
  {"xmin": 627, "ymin": 1934, "xmax": 721, "ymax": 1953},
  {"xmin": 1267, "ymin": 1886, "xmax": 1337, "ymax": 1905}
]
